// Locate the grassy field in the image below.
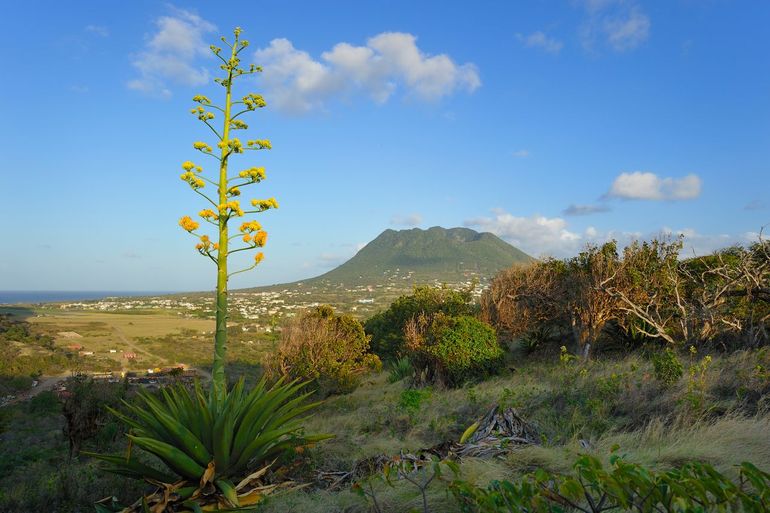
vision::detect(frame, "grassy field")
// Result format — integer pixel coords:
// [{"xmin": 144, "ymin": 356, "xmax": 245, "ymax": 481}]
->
[
  {"xmin": 1, "ymin": 308, "xmax": 769, "ymax": 512},
  {"xmin": 16, "ymin": 309, "xmax": 218, "ymax": 371},
  {"xmin": 258, "ymin": 347, "xmax": 770, "ymax": 512}
]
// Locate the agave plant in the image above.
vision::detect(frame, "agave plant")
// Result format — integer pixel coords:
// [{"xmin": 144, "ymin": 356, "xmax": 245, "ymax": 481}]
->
[{"xmin": 86, "ymin": 377, "xmax": 328, "ymax": 510}]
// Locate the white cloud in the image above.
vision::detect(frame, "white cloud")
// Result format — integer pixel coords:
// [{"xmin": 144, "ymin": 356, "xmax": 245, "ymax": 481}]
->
[
  {"xmin": 85, "ymin": 25, "xmax": 109, "ymax": 37},
  {"xmin": 466, "ymin": 208, "xmax": 746, "ymax": 258},
  {"xmin": 607, "ymin": 172, "xmax": 702, "ymax": 201},
  {"xmin": 517, "ymin": 31, "xmax": 563, "ymax": 54},
  {"xmin": 563, "ymin": 203, "xmax": 611, "ymax": 216},
  {"xmin": 512, "ymin": 149, "xmax": 530, "ymax": 158},
  {"xmin": 254, "ymin": 32, "xmax": 480, "ymax": 113},
  {"xmin": 127, "ymin": 8, "xmax": 216, "ymax": 97},
  {"xmin": 465, "ymin": 210, "xmax": 581, "ymax": 257},
  {"xmin": 604, "ymin": 6, "xmax": 650, "ymax": 51},
  {"xmin": 390, "ymin": 213, "xmax": 423, "ymax": 227},
  {"xmin": 579, "ymin": 0, "xmax": 650, "ymax": 52}
]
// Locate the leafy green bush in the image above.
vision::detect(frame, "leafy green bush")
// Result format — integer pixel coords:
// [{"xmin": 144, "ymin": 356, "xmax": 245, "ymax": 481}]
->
[
  {"xmin": 365, "ymin": 285, "xmax": 476, "ymax": 361},
  {"xmin": 450, "ymin": 451, "xmax": 770, "ymax": 512},
  {"xmin": 398, "ymin": 388, "xmax": 432, "ymax": 415},
  {"xmin": 267, "ymin": 305, "xmax": 381, "ymax": 395},
  {"xmin": 405, "ymin": 313, "xmax": 503, "ymax": 387},
  {"xmin": 651, "ymin": 348, "xmax": 684, "ymax": 387}
]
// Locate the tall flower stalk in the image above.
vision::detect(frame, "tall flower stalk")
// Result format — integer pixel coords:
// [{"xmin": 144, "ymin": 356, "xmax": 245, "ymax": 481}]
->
[{"xmin": 178, "ymin": 27, "xmax": 277, "ymax": 402}]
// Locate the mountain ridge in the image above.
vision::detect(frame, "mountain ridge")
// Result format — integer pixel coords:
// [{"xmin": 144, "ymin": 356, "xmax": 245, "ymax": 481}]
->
[{"xmin": 242, "ymin": 226, "xmax": 533, "ymax": 291}]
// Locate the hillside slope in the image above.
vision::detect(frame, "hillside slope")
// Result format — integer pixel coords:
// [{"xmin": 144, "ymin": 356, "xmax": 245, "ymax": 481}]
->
[{"xmin": 305, "ymin": 226, "xmax": 532, "ymax": 286}]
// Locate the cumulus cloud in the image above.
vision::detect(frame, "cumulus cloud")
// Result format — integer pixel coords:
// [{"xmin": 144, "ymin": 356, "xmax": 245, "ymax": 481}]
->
[
  {"xmin": 254, "ymin": 32, "xmax": 480, "ymax": 113},
  {"xmin": 127, "ymin": 8, "xmax": 216, "ymax": 97},
  {"xmin": 390, "ymin": 213, "xmax": 423, "ymax": 227},
  {"xmin": 563, "ymin": 204, "xmax": 611, "ymax": 216},
  {"xmin": 517, "ymin": 31, "xmax": 563, "ymax": 54},
  {"xmin": 579, "ymin": 0, "xmax": 650, "ymax": 52},
  {"xmin": 466, "ymin": 208, "xmax": 743, "ymax": 258},
  {"xmin": 606, "ymin": 172, "xmax": 702, "ymax": 201},
  {"xmin": 464, "ymin": 210, "xmax": 581, "ymax": 257}
]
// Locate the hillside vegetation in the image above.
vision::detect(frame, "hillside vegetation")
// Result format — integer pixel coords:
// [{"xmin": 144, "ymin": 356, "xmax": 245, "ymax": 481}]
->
[{"xmin": 1, "ymin": 235, "xmax": 769, "ymax": 512}]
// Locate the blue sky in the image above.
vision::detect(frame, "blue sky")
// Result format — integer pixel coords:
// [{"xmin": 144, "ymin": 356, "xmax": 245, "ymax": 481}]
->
[{"xmin": 1, "ymin": 0, "xmax": 768, "ymax": 291}]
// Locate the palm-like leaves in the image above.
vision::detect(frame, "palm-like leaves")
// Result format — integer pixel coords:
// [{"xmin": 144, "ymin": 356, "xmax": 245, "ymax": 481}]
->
[{"xmin": 85, "ymin": 377, "xmax": 328, "ymax": 507}]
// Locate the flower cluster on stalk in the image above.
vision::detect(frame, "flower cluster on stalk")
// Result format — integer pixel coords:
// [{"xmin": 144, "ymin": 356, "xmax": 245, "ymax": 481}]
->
[{"xmin": 178, "ymin": 26, "xmax": 276, "ymax": 274}]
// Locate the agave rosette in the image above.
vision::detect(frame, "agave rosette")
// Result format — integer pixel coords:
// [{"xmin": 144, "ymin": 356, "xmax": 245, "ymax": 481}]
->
[{"xmin": 85, "ymin": 377, "xmax": 328, "ymax": 509}]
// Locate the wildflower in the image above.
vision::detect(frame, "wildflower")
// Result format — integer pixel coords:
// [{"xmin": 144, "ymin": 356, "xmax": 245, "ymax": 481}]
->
[
  {"xmin": 179, "ymin": 216, "xmax": 199, "ymax": 232},
  {"xmin": 181, "ymin": 161, "xmax": 195, "ymax": 171},
  {"xmin": 228, "ymin": 187, "xmax": 241, "ymax": 197},
  {"xmin": 238, "ymin": 167, "xmax": 266, "ymax": 182},
  {"xmin": 247, "ymin": 139, "xmax": 271, "ymax": 150},
  {"xmin": 230, "ymin": 119, "xmax": 248, "ymax": 130},
  {"xmin": 229, "ymin": 138, "xmax": 243, "ymax": 153},
  {"xmin": 181, "ymin": 171, "xmax": 205, "ymax": 189},
  {"xmin": 198, "ymin": 209, "xmax": 217, "ymax": 220},
  {"xmin": 193, "ymin": 141, "xmax": 213, "ymax": 152},
  {"xmin": 251, "ymin": 197, "xmax": 279, "ymax": 211},
  {"xmin": 192, "ymin": 95, "xmax": 211, "ymax": 104},
  {"xmin": 242, "ymin": 93, "xmax": 266, "ymax": 110},
  {"xmin": 218, "ymin": 201, "xmax": 243, "ymax": 216},
  {"xmin": 254, "ymin": 252, "xmax": 264, "ymax": 264},
  {"xmin": 213, "ymin": 243, "xmax": 219, "ymax": 250},
  {"xmin": 239, "ymin": 221, "xmax": 262, "ymax": 233},
  {"xmin": 253, "ymin": 231, "xmax": 268, "ymax": 247},
  {"xmin": 242, "ymin": 234, "xmax": 251, "ymax": 243}
]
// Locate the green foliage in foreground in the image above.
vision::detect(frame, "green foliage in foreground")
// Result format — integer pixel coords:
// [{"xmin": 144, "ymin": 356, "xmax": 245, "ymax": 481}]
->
[
  {"xmin": 450, "ymin": 451, "xmax": 770, "ymax": 513},
  {"xmin": 407, "ymin": 314, "xmax": 504, "ymax": 387},
  {"xmin": 86, "ymin": 378, "xmax": 328, "ymax": 508},
  {"xmin": 365, "ymin": 285, "xmax": 476, "ymax": 361},
  {"xmin": 651, "ymin": 348, "xmax": 684, "ymax": 387}
]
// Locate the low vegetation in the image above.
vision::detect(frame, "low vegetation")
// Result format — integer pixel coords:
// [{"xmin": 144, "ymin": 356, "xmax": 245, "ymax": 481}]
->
[{"xmin": 267, "ymin": 305, "xmax": 381, "ymax": 395}]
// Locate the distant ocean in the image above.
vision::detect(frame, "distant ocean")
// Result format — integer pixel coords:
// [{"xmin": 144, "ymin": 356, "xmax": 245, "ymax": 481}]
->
[{"xmin": 0, "ymin": 291, "xmax": 173, "ymax": 305}]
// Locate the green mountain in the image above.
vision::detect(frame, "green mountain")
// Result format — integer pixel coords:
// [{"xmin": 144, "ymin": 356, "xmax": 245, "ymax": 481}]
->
[{"xmin": 306, "ymin": 226, "xmax": 533, "ymax": 286}]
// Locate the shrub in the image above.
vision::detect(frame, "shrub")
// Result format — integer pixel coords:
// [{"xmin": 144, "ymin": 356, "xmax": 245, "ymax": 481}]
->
[
  {"xmin": 365, "ymin": 285, "xmax": 476, "ymax": 361},
  {"xmin": 651, "ymin": 348, "xmax": 684, "ymax": 387},
  {"xmin": 267, "ymin": 305, "xmax": 381, "ymax": 395},
  {"xmin": 404, "ymin": 313, "xmax": 503, "ymax": 387},
  {"xmin": 398, "ymin": 388, "xmax": 431, "ymax": 415},
  {"xmin": 450, "ymin": 451, "xmax": 770, "ymax": 513}
]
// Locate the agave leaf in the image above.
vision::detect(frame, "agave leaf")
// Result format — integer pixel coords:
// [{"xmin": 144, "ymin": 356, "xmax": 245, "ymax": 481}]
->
[
  {"xmin": 128, "ymin": 435, "xmax": 205, "ymax": 480},
  {"xmin": 82, "ymin": 451, "xmax": 178, "ymax": 483},
  {"xmin": 231, "ymin": 381, "xmax": 304, "ymax": 459},
  {"xmin": 192, "ymin": 381, "xmax": 214, "ymax": 450},
  {"xmin": 216, "ymin": 479, "xmax": 240, "ymax": 507},
  {"xmin": 234, "ymin": 464, "xmax": 270, "ymax": 491},
  {"xmin": 161, "ymin": 387, "xmax": 182, "ymax": 419},
  {"xmin": 231, "ymin": 424, "xmax": 304, "ymax": 473},
  {"xmin": 120, "ymin": 398, "xmax": 175, "ymax": 441},
  {"xmin": 140, "ymin": 392, "xmax": 212, "ymax": 467}
]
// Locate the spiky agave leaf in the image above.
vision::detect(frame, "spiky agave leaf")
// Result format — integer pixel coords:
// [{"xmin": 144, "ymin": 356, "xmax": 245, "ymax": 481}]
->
[{"xmin": 92, "ymin": 378, "xmax": 328, "ymax": 488}]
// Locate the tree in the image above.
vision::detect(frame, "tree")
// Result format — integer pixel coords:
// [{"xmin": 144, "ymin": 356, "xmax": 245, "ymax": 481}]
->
[
  {"xmin": 480, "ymin": 259, "xmax": 566, "ymax": 348},
  {"xmin": 176, "ymin": 27, "xmax": 276, "ymax": 402},
  {"xmin": 563, "ymin": 241, "xmax": 621, "ymax": 357}
]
